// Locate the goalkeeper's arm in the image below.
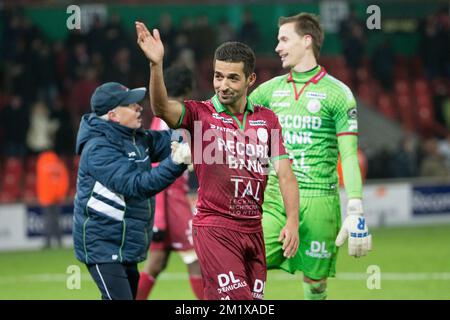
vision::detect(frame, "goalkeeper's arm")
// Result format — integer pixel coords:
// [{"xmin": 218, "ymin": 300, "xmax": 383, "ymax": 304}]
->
[
  {"xmin": 335, "ymin": 134, "xmax": 371, "ymax": 257},
  {"xmin": 337, "ymin": 134, "xmax": 362, "ymax": 199}
]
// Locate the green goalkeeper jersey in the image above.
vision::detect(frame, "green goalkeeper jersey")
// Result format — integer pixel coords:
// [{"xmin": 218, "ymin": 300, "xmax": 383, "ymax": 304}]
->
[{"xmin": 250, "ymin": 65, "xmax": 358, "ymax": 197}]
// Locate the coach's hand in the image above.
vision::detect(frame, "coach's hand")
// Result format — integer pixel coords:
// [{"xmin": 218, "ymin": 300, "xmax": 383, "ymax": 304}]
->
[
  {"xmin": 279, "ymin": 218, "xmax": 299, "ymax": 258},
  {"xmin": 135, "ymin": 21, "xmax": 164, "ymax": 65},
  {"xmin": 335, "ymin": 198, "xmax": 372, "ymax": 257}
]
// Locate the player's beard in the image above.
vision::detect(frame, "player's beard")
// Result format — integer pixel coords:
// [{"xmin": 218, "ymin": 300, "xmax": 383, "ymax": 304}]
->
[{"xmin": 217, "ymin": 90, "xmax": 239, "ymax": 106}]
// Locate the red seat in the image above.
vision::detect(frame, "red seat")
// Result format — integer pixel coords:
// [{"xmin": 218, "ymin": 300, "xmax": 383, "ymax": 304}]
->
[
  {"xmin": 334, "ymin": 67, "xmax": 352, "ymax": 87},
  {"xmin": 356, "ymin": 66, "xmax": 370, "ymax": 83},
  {"xmin": 21, "ymin": 156, "xmax": 38, "ymax": 202},
  {"xmin": 394, "ymin": 65, "xmax": 408, "ymax": 80},
  {"xmin": 23, "ymin": 171, "xmax": 37, "ymax": 203},
  {"xmin": 417, "ymin": 95, "xmax": 434, "ymax": 119},
  {"xmin": 414, "ymin": 79, "xmax": 431, "ymax": 97},
  {"xmin": 394, "ymin": 80, "xmax": 410, "ymax": 95},
  {"xmin": 416, "ymin": 95, "xmax": 435, "ymax": 134},
  {"xmin": 396, "ymin": 94, "xmax": 416, "ymax": 131},
  {"xmin": 357, "ymin": 83, "xmax": 375, "ymax": 106},
  {"xmin": 0, "ymin": 157, "xmax": 24, "ymax": 202},
  {"xmin": 4, "ymin": 157, "xmax": 23, "ymax": 174},
  {"xmin": 320, "ymin": 55, "xmax": 347, "ymax": 71},
  {"xmin": 25, "ymin": 156, "xmax": 37, "ymax": 172},
  {"xmin": 410, "ymin": 57, "xmax": 424, "ymax": 78},
  {"xmin": 377, "ymin": 94, "xmax": 397, "ymax": 120},
  {"xmin": 256, "ymin": 68, "xmax": 273, "ymax": 84}
]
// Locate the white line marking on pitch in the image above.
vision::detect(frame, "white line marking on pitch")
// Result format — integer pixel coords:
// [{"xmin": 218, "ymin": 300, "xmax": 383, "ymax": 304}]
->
[{"xmin": 0, "ymin": 272, "xmax": 450, "ymax": 284}]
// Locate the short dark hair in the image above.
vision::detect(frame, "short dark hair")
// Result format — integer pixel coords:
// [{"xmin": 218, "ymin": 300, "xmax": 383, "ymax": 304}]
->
[
  {"xmin": 214, "ymin": 42, "xmax": 255, "ymax": 78},
  {"xmin": 164, "ymin": 65, "xmax": 193, "ymax": 98},
  {"xmin": 279, "ymin": 13, "xmax": 324, "ymax": 60}
]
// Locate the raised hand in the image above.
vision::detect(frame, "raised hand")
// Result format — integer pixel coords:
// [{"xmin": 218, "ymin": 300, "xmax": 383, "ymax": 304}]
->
[{"xmin": 135, "ymin": 21, "xmax": 164, "ymax": 65}]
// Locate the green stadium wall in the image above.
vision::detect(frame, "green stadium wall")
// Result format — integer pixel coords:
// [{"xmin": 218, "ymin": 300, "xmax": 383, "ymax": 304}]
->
[{"xmin": 12, "ymin": 1, "xmax": 447, "ymax": 57}]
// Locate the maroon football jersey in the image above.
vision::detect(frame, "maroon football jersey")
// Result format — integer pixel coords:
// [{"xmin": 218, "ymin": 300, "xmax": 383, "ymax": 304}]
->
[{"xmin": 177, "ymin": 95, "xmax": 288, "ymax": 233}]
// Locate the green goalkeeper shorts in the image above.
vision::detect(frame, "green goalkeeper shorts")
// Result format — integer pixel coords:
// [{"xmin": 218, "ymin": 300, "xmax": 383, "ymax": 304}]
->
[{"xmin": 262, "ymin": 184, "xmax": 342, "ymax": 280}]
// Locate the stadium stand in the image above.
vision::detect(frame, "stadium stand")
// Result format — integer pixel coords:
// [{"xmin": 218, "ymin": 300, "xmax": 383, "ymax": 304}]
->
[{"xmin": 0, "ymin": 2, "xmax": 449, "ymax": 203}]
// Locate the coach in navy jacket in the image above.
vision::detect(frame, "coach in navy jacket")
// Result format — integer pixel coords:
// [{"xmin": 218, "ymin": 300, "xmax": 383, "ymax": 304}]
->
[{"xmin": 73, "ymin": 82, "xmax": 186, "ymax": 300}]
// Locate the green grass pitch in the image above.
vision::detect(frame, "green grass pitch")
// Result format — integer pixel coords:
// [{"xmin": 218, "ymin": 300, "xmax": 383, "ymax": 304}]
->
[{"xmin": 1, "ymin": 224, "xmax": 449, "ymax": 300}]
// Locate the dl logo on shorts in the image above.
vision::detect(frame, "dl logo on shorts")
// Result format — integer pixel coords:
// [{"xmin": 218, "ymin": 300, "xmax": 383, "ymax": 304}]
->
[
  {"xmin": 252, "ymin": 279, "xmax": 265, "ymax": 299},
  {"xmin": 217, "ymin": 271, "xmax": 248, "ymax": 294},
  {"xmin": 306, "ymin": 241, "xmax": 331, "ymax": 259}
]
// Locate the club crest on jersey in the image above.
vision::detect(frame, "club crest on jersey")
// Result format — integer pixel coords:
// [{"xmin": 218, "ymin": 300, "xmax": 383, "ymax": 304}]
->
[
  {"xmin": 257, "ymin": 128, "xmax": 268, "ymax": 143},
  {"xmin": 306, "ymin": 99, "xmax": 321, "ymax": 114}
]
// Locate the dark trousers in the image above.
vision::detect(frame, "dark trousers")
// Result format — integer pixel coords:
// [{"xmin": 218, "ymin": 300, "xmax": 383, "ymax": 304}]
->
[{"xmin": 86, "ymin": 263, "xmax": 140, "ymax": 300}]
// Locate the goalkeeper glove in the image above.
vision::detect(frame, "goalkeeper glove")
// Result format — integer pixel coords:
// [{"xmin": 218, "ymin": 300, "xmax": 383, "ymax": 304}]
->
[
  {"xmin": 335, "ymin": 198, "xmax": 372, "ymax": 257},
  {"xmin": 171, "ymin": 141, "xmax": 192, "ymax": 165}
]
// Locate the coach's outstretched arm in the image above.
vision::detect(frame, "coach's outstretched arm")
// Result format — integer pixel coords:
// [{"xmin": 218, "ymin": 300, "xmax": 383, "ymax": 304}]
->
[
  {"xmin": 274, "ymin": 158, "xmax": 300, "ymax": 258},
  {"xmin": 135, "ymin": 21, "xmax": 182, "ymax": 129}
]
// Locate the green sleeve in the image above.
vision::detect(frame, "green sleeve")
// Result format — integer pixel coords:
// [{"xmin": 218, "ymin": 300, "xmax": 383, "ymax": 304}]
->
[
  {"xmin": 337, "ymin": 135, "xmax": 362, "ymax": 199},
  {"xmin": 332, "ymin": 84, "xmax": 358, "ymax": 135},
  {"xmin": 249, "ymin": 83, "xmax": 270, "ymax": 107}
]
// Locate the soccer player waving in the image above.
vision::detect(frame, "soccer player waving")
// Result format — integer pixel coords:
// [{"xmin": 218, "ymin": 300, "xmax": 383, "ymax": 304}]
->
[
  {"xmin": 136, "ymin": 21, "xmax": 299, "ymax": 300},
  {"xmin": 249, "ymin": 13, "xmax": 372, "ymax": 300}
]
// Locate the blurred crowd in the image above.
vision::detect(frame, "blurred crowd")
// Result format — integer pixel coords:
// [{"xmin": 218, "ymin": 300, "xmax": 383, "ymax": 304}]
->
[
  {"xmin": 339, "ymin": 6, "xmax": 450, "ymax": 180},
  {"xmin": 0, "ymin": 5, "xmax": 449, "ymax": 190},
  {"xmin": 368, "ymin": 133, "xmax": 450, "ymax": 179},
  {"xmin": 340, "ymin": 7, "xmax": 449, "ymax": 88},
  {"xmin": 0, "ymin": 7, "xmax": 262, "ymax": 157}
]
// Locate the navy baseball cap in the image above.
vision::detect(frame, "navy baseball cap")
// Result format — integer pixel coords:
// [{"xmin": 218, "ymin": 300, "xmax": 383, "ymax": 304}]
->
[{"xmin": 90, "ymin": 82, "xmax": 147, "ymax": 116}]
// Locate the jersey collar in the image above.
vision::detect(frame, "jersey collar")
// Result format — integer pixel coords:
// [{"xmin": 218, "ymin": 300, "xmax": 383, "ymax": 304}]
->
[
  {"xmin": 211, "ymin": 94, "xmax": 254, "ymax": 114},
  {"xmin": 287, "ymin": 65, "xmax": 327, "ymax": 84}
]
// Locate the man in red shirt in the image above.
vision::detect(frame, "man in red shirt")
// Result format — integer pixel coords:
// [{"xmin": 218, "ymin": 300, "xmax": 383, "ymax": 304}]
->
[
  {"xmin": 137, "ymin": 65, "xmax": 203, "ymax": 300},
  {"xmin": 136, "ymin": 21, "xmax": 299, "ymax": 300}
]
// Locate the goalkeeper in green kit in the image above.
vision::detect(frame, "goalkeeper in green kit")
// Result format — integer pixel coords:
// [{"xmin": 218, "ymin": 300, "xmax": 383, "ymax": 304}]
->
[{"xmin": 250, "ymin": 13, "xmax": 372, "ymax": 300}]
